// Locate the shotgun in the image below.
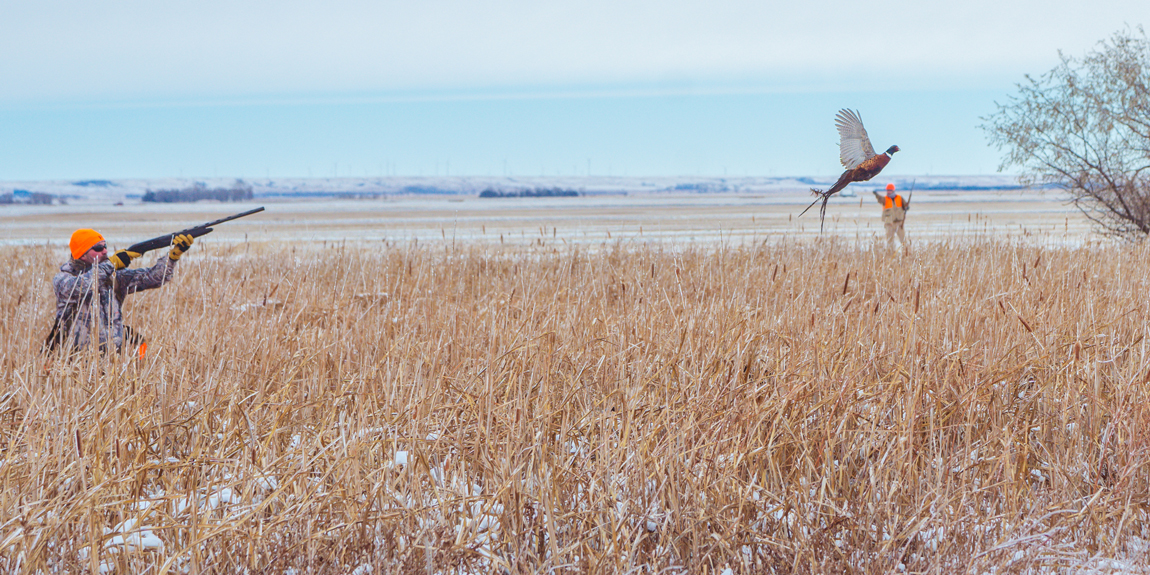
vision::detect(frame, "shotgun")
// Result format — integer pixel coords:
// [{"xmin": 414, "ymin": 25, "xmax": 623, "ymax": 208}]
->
[{"xmin": 128, "ymin": 206, "xmax": 265, "ymax": 254}]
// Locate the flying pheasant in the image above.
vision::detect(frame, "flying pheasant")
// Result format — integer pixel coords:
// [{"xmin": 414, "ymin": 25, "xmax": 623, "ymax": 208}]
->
[{"xmin": 801, "ymin": 109, "xmax": 899, "ymax": 229}]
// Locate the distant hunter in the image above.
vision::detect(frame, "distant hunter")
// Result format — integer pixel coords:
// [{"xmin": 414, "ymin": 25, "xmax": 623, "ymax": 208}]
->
[
  {"xmin": 873, "ymin": 183, "xmax": 909, "ymax": 250},
  {"xmin": 47, "ymin": 229, "xmax": 193, "ymax": 353}
]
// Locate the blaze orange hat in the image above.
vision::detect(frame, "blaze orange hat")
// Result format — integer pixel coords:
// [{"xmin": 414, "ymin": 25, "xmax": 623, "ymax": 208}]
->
[
  {"xmin": 69, "ymin": 229, "xmax": 105, "ymax": 259},
  {"xmin": 886, "ymin": 183, "xmax": 896, "ymax": 192}
]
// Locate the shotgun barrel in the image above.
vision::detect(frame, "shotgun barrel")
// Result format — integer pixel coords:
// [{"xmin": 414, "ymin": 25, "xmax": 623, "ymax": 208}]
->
[{"xmin": 127, "ymin": 206, "xmax": 265, "ymax": 254}]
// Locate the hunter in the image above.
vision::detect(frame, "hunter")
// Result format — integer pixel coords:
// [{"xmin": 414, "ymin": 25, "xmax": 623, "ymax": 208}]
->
[
  {"xmin": 873, "ymin": 183, "xmax": 909, "ymax": 249},
  {"xmin": 48, "ymin": 229, "xmax": 194, "ymax": 353}
]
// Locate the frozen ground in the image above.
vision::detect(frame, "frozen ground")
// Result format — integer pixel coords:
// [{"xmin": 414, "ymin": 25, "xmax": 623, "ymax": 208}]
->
[
  {"xmin": 1, "ymin": 179, "xmax": 1092, "ymax": 250},
  {"xmin": 0, "ymin": 174, "xmax": 1029, "ymax": 202}
]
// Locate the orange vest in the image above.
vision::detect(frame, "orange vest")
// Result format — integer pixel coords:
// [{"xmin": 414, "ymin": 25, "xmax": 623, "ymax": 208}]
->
[{"xmin": 884, "ymin": 195, "xmax": 904, "ymax": 209}]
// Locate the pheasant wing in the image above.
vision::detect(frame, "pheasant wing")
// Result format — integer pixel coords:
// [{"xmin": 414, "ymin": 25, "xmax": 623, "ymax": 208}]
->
[{"xmin": 835, "ymin": 109, "xmax": 876, "ymax": 170}]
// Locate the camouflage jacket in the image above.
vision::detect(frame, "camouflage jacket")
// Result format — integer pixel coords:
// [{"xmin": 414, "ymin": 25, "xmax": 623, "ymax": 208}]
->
[{"xmin": 51, "ymin": 256, "xmax": 178, "ymax": 351}]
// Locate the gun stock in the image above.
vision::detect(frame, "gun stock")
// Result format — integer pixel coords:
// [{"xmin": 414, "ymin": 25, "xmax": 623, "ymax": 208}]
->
[{"xmin": 127, "ymin": 207, "xmax": 264, "ymax": 254}]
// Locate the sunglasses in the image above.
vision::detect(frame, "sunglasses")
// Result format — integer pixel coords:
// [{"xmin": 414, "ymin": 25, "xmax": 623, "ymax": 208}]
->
[{"xmin": 90, "ymin": 244, "xmax": 107, "ymax": 253}]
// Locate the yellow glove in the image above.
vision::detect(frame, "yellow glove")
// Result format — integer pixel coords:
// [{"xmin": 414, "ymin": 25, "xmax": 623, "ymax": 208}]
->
[
  {"xmin": 169, "ymin": 234, "xmax": 194, "ymax": 260},
  {"xmin": 109, "ymin": 250, "xmax": 141, "ymax": 270}
]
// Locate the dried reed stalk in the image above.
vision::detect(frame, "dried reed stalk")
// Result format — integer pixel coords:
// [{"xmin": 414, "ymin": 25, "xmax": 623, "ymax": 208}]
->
[{"xmin": 1, "ymin": 238, "xmax": 1148, "ymax": 573}]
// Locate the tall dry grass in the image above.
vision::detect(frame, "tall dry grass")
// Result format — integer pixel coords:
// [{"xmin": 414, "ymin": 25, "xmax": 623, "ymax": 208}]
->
[{"xmin": 2, "ymin": 237, "xmax": 1150, "ymax": 573}]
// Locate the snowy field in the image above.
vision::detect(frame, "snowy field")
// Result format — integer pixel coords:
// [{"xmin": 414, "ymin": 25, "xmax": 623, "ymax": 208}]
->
[{"xmin": 0, "ymin": 176, "xmax": 1092, "ymax": 249}]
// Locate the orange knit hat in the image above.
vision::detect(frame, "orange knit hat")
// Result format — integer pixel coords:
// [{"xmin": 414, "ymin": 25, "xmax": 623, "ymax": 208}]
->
[
  {"xmin": 886, "ymin": 183, "xmax": 896, "ymax": 192},
  {"xmin": 69, "ymin": 229, "xmax": 105, "ymax": 259}
]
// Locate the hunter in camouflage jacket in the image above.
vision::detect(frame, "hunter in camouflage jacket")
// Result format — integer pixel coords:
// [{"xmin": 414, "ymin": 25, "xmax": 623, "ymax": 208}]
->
[{"xmin": 51, "ymin": 256, "xmax": 178, "ymax": 352}]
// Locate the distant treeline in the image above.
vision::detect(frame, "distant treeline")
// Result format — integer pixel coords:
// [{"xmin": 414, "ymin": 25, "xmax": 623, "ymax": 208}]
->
[
  {"xmin": 479, "ymin": 187, "xmax": 579, "ymax": 198},
  {"xmin": 0, "ymin": 190, "xmax": 59, "ymax": 205},
  {"xmin": 910, "ymin": 183, "xmax": 1030, "ymax": 191},
  {"xmin": 72, "ymin": 180, "xmax": 117, "ymax": 188},
  {"xmin": 143, "ymin": 181, "xmax": 254, "ymax": 203},
  {"xmin": 336, "ymin": 192, "xmax": 388, "ymax": 200},
  {"xmin": 402, "ymin": 185, "xmax": 456, "ymax": 195}
]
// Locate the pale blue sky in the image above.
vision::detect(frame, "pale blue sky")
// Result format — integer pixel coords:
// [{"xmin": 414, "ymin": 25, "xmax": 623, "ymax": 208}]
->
[{"xmin": 0, "ymin": 1, "xmax": 1145, "ymax": 180}]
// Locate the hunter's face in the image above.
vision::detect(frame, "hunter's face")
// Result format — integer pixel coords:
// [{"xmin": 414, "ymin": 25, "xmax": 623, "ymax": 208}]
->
[{"xmin": 82, "ymin": 243, "xmax": 108, "ymax": 264}]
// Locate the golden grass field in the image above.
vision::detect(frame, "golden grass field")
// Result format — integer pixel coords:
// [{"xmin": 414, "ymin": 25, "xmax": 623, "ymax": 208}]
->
[{"xmin": 3, "ymin": 195, "xmax": 1149, "ymax": 573}]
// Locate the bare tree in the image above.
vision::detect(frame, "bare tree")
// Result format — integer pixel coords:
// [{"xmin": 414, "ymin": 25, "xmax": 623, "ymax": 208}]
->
[{"xmin": 983, "ymin": 28, "xmax": 1150, "ymax": 238}]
